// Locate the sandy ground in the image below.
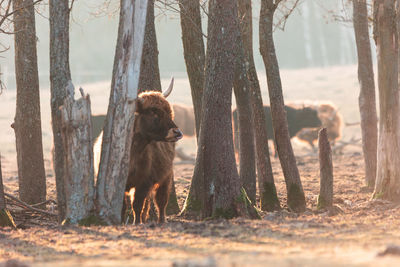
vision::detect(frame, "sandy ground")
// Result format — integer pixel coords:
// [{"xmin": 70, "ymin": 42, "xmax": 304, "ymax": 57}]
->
[{"xmin": 1, "ymin": 65, "xmax": 400, "ymax": 266}]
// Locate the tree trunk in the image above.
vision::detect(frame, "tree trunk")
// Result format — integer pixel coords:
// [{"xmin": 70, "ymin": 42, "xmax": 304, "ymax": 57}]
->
[
  {"xmin": 185, "ymin": 0, "xmax": 259, "ymax": 220},
  {"xmin": 372, "ymin": 0, "xmax": 400, "ymax": 201},
  {"xmin": 59, "ymin": 84, "xmax": 95, "ymax": 224},
  {"xmin": 317, "ymin": 128, "xmax": 333, "ymax": 210},
  {"xmin": 13, "ymin": 0, "xmax": 46, "ymax": 206},
  {"xmin": 233, "ymin": 33, "xmax": 256, "ymax": 204},
  {"xmin": 96, "ymin": 0, "xmax": 148, "ymax": 225},
  {"xmin": 139, "ymin": 0, "xmax": 161, "ymax": 93},
  {"xmin": 179, "ymin": 0, "xmax": 205, "ymax": 139},
  {"xmin": 259, "ymin": 0, "xmax": 305, "ymax": 212},
  {"xmin": 49, "ymin": 0, "xmax": 71, "ymax": 222},
  {"xmin": 0, "ymin": 154, "xmax": 16, "ymax": 228},
  {"xmin": 137, "ymin": 0, "xmax": 180, "ymax": 216},
  {"xmin": 238, "ymin": 0, "xmax": 280, "ymax": 211},
  {"xmin": 352, "ymin": 0, "xmax": 378, "ymax": 189}
]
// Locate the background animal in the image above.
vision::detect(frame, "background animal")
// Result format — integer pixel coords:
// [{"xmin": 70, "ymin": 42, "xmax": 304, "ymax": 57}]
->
[
  {"xmin": 94, "ymin": 80, "xmax": 182, "ymax": 224},
  {"xmin": 232, "ymin": 105, "xmax": 322, "ymax": 152},
  {"xmin": 296, "ymin": 103, "xmax": 342, "ymax": 147}
]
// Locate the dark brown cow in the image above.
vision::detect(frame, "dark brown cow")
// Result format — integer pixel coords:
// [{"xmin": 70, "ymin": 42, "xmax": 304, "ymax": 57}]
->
[{"xmin": 94, "ymin": 79, "xmax": 182, "ymax": 224}]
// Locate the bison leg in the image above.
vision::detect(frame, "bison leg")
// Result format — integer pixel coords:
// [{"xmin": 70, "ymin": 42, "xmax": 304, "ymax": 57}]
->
[
  {"xmin": 132, "ymin": 183, "xmax": 152, "ymax": 225},
  {"xmin": 141, "ymin": 196, "xmax": 151, "ymax": 223},
  {"xmin": 154, "ymin": 179, "xmax": 171, "ymax": 224}
]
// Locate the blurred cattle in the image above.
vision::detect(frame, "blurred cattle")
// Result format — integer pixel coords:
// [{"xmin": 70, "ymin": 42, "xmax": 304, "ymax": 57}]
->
[
  {"xmin": 232, "ymin": 104, "xmax": 322, "ymax": 152},
  {"xmin": 296, "ymin": 103, "xmax": 342, "ymax": 147}
]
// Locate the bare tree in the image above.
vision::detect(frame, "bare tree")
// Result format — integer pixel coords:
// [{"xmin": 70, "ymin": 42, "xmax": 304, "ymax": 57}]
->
[
  {"xmin": 259, "ymin": 0, "xmax": 306, "ymax": 212},
  {"xmin": 372, "ymin": 0, "xmax": 400, "ymax": 201},
  {"xmin": 352, "ymin": 0, "xmax": 378, "ymax": 190},
  {"xmin": 13, "ymin": 0, "xmax": 46, "ymax": 205},
  {"xmin": 96, "ymin": 0, "xmax": 149, "ymax": 225},
  {"xmin": 184, "ymin": 0, "xmax": 259, "ymax": 220},
  {"xmin": 233, "ymin": 26, "xmax": 256, "ymax": 204},
  {"xmin": 238, "ymin": 0, "xmax": 280, "ymax": 211},
  {"xmin": 178, "ymin": 0, "xmax": 205, "ymax": 139},
  {"xmin": 49, "ymin": 0, "xmax": 71, "ymax": 221}
]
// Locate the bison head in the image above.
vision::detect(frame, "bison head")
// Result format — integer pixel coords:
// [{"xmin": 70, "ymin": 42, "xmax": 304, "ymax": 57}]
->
[
  {"xmin": 134, "ymin": 78, "xmax": 183, "ymax": 142},
  {"xmin": 296, "ymin": 107, "xmax": 322, "ymax": 128}
]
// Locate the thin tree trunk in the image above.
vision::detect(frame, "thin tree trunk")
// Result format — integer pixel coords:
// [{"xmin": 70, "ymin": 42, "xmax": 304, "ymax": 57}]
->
[
  {"xmin": 259, "ymin": 0, "xmax": 305, "ymax": 212},
  {"xmin": 238, "ymin": 0, "xmax": 280, "ymax": 211},
  {"xmin": 96, "ymin": 0, "xmax": 148, "ymax": 225},
  {"xmin": 187, "ymin": 0, "xmax": 259, "ymax": 220},
  {"xmin": 317, "ymin": 128, "xmax": 333, "ymax": 210},
  {"xmin": 372, "ymin": 0, "xmax": 400, "ymax": 201},
  {"xmin": 179, "ymin": 0, "xmax": 206, "ymax": 218},
  {"xmin": 13, "ymin": 0, "xmax": 46, "ymax": 205},
  {"xmin": 233, "ymin": 34, "xmax": 256, "ymax": 204},
  {"xmin": 179, "ymin": 0, "xmax": 205, "ymax": 139},
  {"xmin": 139, "ymin": 0, "xmax": 161, "ymax": 92},
  {"xmin": 49, "ymin": 0, "xmax": 71, "ymax": 221},
  {"xmin": 59, "ymin": 85, "xmax": 95, "ymax": 224},
  {"xmin": 352, "ymin": 0, "xmax": 378, "ymax": 189}
]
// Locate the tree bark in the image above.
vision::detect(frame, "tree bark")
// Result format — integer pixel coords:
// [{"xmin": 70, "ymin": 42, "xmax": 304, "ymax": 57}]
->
[
  {"xmin": 49, "ymin": 0, "xmax": 71, "ymax": 221},
  {"xmin": 352, "ymin": 0, "xmax": 378, "ymax": 189},
  {"xmin": 372, "ymin": 0, "xmax": 400, "ymax": 201},
  {"xmin": 139, "ymin": 0, "xmax": 161, "ymax": 92},
  {"xmin": 59, "ymin": 84, "xmax": 95, "ymax": 224},
  {"xmin": 317, "ymin": 128, "xmax": 333, "ymax": 210},
  {"xmin": 232, "ymin": 32, "xmax": 256, "ymax": 204},
  {"xmin": 96, "ymin": 0, "xmax": 148, "ymax": 225},
  {"xmin": 185, "ymin": 0, "xmax": 259, "ymax": 220},
  {"xmin": 179, "ymin": 0, "xmax": 205, "ymax": 139},
  {"xmin": 259, "ymin": 0, "xmax": 305, "ymax": 212},
  {"xmin": 238, "ymin": 0, "xmax": 280, "ymax": 211},
  {"xmin": 13, "ymin": 0, "xmax": 46, "ymax": 206}
]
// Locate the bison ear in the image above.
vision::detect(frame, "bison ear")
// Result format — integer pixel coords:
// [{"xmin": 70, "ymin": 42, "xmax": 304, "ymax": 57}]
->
[{"xmin": 136, "ymin": 97, "xmax": 144, "ymax": 113}]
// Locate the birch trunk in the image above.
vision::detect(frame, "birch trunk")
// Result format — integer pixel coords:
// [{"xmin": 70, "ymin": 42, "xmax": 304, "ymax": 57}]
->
[
  {"xmin": 373, "ymin": 0, "xmax": 400, "ymax": 201},
  {"xmin": 96, "ymin": 0, "xmax": 148, "ymax": 225},
  {"xmin": 60, "ymin": 84, "xmax": 95, "ymax": 224},
  {"xmin": 352, "ymin": 0, "xmax": 378, "ymax": 189},
  {"xmin": 259, "ymin": 0, "xmax": 305, "ymax": 212}
]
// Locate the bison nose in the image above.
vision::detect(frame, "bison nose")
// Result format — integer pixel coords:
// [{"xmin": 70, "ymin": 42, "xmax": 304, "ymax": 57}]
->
[{"xmin": 173, "ymin": 128, "xmax": 183, "ymax": 140}]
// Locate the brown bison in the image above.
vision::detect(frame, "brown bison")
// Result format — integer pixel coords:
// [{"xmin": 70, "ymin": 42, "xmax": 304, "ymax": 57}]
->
[
  {"xmin": 94, "ymin": 78, "xmax": 182, "ymax": 224},
  {"xmin": 232, "ymin": 104, "xmax": 322, "ymax": 152},
  {"xmin": 171, "ymin": 103, "xmax": 195, "ymax": 137},
  {"xmin": 296, "ymin": 103, "xmax": 342, "ymax": 147}
]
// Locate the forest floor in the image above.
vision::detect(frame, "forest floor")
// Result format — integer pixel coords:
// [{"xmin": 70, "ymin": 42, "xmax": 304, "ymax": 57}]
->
[
  {"xmin": 1, "ymin": 66, "xmax": 400, "ymax": 266},
  {"xmin": 1, "ymin": 150, "xmax": 400, "ymax": 267}
]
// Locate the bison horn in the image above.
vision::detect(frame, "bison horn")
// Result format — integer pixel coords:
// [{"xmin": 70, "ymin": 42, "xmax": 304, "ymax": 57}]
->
[{"xmin": 163, "ymin": 77, "xmax": 174, "ymax": 98}]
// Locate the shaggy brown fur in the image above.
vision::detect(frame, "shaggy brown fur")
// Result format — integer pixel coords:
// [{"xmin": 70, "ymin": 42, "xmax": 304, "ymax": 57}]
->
[{"xmin": 123, "ymin": 91, "xmax": 182, "ymax": 224}]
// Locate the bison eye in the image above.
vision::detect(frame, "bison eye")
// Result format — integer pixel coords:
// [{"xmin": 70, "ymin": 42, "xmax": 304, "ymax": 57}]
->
[{"xmin": 153, "ymin": 114, "xmax": 160, "ymax": 124}]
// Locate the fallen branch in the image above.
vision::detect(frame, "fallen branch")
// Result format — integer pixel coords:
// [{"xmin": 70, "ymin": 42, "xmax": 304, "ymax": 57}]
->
[{"xmin": 4, "ymin": 193, "xmax": 57, "ymax": 217}]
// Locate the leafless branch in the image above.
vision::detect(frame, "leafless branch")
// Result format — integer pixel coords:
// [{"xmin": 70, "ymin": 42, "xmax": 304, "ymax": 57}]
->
[
  {"xmin": 275, "ymin": 0, "xmax": 301, "ymax": 31},
  {"xmin": 5, "ymin": 192, "xmax": 58, "ymax": 217}
]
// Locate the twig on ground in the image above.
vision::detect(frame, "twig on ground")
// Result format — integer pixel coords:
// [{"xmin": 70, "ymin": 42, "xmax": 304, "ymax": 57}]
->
[{"xmin": 5, "ymin": 193, "xmax": 57, "ymax": 217}]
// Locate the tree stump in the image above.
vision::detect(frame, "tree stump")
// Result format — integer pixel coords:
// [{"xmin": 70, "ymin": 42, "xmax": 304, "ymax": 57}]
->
[
  {"xmin": 0, "ymin": 154, "xmax": 16, "ymax": 228},
  {"xmin": 60, "ymin": 85, "xmax": 95, "ymax": 224},
  {"xmin": 317, "ymin": 128, "xmax": 333, "ymax": 210}
]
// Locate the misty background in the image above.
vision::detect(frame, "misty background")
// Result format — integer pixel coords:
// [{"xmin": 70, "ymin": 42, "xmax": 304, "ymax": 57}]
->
[{"xmin": 0, "ymin": 0, "xmax": 362, "ymax": 90}]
